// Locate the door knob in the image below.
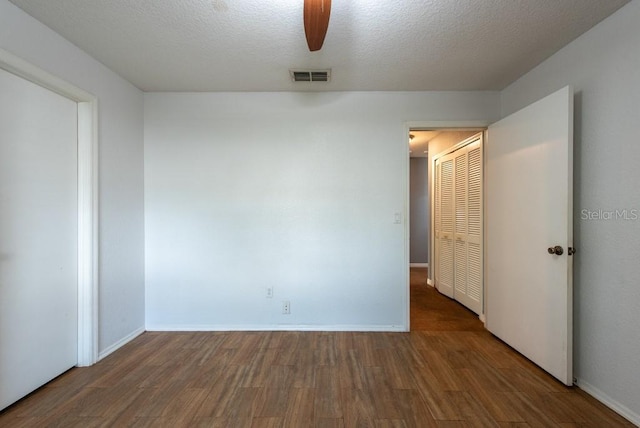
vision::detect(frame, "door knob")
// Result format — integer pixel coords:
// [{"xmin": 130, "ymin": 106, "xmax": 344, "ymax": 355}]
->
[{"xmin": 547, "ymin": 246, "xmax": 564, "ymax": 255}]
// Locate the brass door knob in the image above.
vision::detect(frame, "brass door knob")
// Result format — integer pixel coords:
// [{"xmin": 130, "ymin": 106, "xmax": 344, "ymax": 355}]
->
[{"xmin": 548, "ymin": 246, "xmax": 564, "ymax": 255}]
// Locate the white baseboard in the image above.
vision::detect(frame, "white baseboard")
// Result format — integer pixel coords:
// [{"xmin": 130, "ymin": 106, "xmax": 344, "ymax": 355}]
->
[
  {"xmin": 410, "ymin": 263, "xmax": 429, "ymax": 268},
  {"xmin": 575, "ymin": 378, "xmax": 640, "ymax": 425},
  {"xmin": 145, "ymin": 324, "xmax": 406, "ymax": 332},
  {"xmin": 97, "ymin": 326, "xmax": 145, "ymax": 361},
  {"xmin": 427, "ymin": 278, "xmax": 434, "ymax": 287}
]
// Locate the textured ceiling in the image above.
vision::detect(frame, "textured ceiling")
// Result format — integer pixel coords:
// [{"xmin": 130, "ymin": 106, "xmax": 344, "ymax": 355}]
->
[{"xmin": 9, "ymin": 0, "xmax": 630, "ymax": 92}]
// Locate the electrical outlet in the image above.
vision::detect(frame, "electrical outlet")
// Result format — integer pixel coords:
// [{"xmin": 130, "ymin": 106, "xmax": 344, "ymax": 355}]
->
[
  {"xmin": 282, "ymin": 300, "xmax": 290, "ymax": 315},
  {"xmin": 266, "ymin": 287, "xmax": 273, "ymax": 298}
]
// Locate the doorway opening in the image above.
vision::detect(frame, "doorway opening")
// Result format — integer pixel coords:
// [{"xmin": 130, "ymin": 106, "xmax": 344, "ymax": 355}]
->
[
  {"xmin": 406, "ymin": 88, "xmax": 574, "ymax": 385},
  {"xmin": 406, "ymin": 125, "xmax": 486, "ymax": 331}
]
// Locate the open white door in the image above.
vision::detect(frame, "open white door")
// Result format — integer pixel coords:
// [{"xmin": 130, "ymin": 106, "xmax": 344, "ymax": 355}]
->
[
  {"xmin": 486, "ymin": 86, "xmax": 573, "ymax": 385},
  {"xmin": 0, "ymin": 68, "xmax": 78, "ymax": 410}
]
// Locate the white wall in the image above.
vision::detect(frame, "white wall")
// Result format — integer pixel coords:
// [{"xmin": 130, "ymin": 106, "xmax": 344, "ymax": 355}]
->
[
  {"xmin": 410, "ymin": 158, "xmax": 429, "ymax": 263},
  {"xmin": 0, "ymin": 1, "xmax": 145, "ymax": 354},
  {"xmin": 501, "ymin": 1, "xmax": 640, "ymax": 421},
  {"xmin": 144, "ymin": 91, "xmax": 500, "ymax": 330}
]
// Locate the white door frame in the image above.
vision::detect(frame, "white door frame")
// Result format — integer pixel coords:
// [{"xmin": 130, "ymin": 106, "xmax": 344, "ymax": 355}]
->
[
  {"xmin": 403, "ymin": 121, "xmax": 489, "ymax": 330},
  {"xmin": 0, "ymin": 48, "xmax": 99, "ymax": 366}
]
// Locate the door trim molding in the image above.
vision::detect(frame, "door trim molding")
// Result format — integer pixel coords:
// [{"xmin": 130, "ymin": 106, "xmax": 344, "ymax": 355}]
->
[
  {"xmin": 432, "ymin": 132, "xmax": 483, "ymax": 163},
  {"xmin": 0, "ymin": 48, "xmax": 99, "ymax": 366}
]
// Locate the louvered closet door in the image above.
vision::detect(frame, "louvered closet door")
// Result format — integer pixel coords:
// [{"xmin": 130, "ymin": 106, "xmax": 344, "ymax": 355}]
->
[
  {"xmin": 434, "ymin": 161, "xmax": 442, "ymax": 292},
  {"xmin": 434, "ymin": 134, "xmax": 483, "ymax": 315},
  {"xmin": 453, "ymin": 139, "xmax": 482, "ymax": 314},
  {"xmin": 435, "ymin": 153, "xmax": 455, "ymax": 298},
  {"xmin": 454, "ymin": 149, "xmax": 469, "ymax": 305}
]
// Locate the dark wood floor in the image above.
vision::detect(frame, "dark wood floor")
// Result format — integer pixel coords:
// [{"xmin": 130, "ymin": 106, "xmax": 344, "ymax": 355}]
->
[
  {"xmin": 409, "ymin": 268, "xmax": 485, "ymax": 332},
  {"xmin": 0, "ymin": 269, "xmax": 633, "ymax": 427}
]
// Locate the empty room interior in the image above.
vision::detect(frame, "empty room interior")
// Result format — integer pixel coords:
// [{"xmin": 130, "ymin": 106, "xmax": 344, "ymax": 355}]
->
[{"xmin": 1, "ymin": 0, "xmax": 640, "ymax": 426}]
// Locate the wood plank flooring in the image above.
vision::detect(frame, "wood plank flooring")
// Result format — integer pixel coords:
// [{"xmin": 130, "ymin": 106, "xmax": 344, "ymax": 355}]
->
[
  {"xmin": 0, "ymin": 268, "xmax": 633, "ymax": 427},
  {"xmin": 409, "ymin": 268, "xmax": 485, "ymax": 332}
]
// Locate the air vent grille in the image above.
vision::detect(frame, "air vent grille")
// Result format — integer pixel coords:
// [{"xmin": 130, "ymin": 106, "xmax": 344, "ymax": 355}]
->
[{"xmin": 290, "ymin": 69, "xmax": 331, "ymax": 82}]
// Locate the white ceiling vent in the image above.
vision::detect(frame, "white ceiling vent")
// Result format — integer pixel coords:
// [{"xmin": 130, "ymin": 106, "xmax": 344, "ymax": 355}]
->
[{"xmin": 290, "ymin": 69, "xmax": 331, "ymax": 82}]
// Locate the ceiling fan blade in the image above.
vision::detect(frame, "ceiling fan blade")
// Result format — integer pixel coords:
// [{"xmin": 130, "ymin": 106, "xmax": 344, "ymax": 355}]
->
[{"xmin": 304, "ymin": 0, "xmax": 331, "ymax": 51}]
